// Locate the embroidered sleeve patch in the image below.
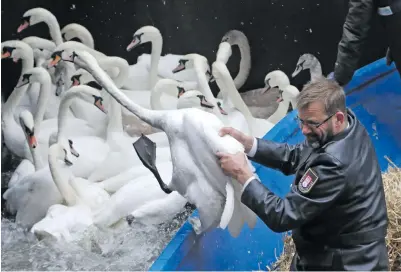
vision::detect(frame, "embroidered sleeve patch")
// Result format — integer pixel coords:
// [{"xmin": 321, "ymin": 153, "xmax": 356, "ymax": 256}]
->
[{"xmin": 298, "ymin": 168, "xmax": 319, "ymax": 193}]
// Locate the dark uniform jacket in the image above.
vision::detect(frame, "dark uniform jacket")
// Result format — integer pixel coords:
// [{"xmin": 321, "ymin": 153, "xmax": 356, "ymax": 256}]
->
[
  {"xmin": 242, "ymin": 109, "xmax": 389, "ymax": 270},
  {"xmin": 334, "ymin": 0, "xmax": 401, "ymax": 85}
]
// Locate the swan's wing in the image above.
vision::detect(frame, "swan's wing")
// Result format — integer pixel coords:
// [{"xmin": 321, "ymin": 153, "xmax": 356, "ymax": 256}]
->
[
  {"xmin": 130, "ymin": 192, "xmax": 187, "ymax": 225},
  {"xmin": 219, "ymin": 181, "xmax": 235, "ymax": 230},
  {"xmin": 6, "ymin": 159, "xmax": 35, "ymax": 189}
]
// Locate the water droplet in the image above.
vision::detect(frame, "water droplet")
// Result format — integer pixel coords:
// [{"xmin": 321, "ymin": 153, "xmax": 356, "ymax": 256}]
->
[
  {"xmin": 294, "ymin": 39, "xmax": 298, "ymax": 43},
  {"xmin": 240, "ymin": 22, "xmax": 244, "ymax": 25},
  {"xmin": 70, "ymin": 4, "xmax": 76, "ymax": 10},
  {"xmin": 309, "ymin": 28, "xmax": 313, "ymax": 33}
]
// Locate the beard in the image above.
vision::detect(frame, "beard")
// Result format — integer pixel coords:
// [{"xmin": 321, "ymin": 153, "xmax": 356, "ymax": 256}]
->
[{"xmin": 306, "ymin": 125, "xmax": 334, "ymax": 149}]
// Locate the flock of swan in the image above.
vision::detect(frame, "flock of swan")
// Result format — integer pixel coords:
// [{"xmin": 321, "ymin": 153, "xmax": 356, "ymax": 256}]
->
[{"xmin": 1, "ymin": 7, "xmax": 323, "ymax": 244}]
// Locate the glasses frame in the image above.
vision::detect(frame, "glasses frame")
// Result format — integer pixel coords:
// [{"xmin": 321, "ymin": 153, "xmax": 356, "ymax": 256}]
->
[{"xmin": 296, "ymin": 112, "xmax": 337, "ymax": 129}]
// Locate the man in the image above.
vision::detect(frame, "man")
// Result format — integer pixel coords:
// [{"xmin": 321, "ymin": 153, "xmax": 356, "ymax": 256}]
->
[
  {"xmin": 216, "ymin": 78, "xmax": 389, "ymax": 270},
  {"xmin": 333, "ymin": 0, "xmax": 401, "ymax": 86}
]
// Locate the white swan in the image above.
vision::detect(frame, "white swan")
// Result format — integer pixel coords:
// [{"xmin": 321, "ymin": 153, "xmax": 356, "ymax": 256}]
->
[
  {"xmin": 62, "ymin": 49, "xmax": 257, "ymax": 237},
  {"xmin": 61, "ymin": 23, "xmax": 95, "ymax": 49},
  {"xmin": 221, "ymin": 29, "xmax": 251, "ymax": 90},
  {"xmin": 30, "ymin": 141, "xmax": 111, "ymax": 242},
  {"xmin": 125, "ymin": 25, "xmax": 199, "ymax": 91},
  {"xmin": 292, "ymin": 53, "xmax": 323, "ymax": 81},
  {"xmin": 1, "ymin": 40, "xmax": 39, "ymax": 121},
  {"xmin": 3, "ymin": 112, "xmax": 66, "ymax": 229}
]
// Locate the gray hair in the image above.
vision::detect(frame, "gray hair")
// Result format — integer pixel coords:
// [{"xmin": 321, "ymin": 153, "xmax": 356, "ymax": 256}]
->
[{"xmin": 296, "ymin": 77, "xmax": 346, "ymax": 115}]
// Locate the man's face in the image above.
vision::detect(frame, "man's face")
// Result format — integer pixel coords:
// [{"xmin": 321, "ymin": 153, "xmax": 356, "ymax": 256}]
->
[{"xmin": 298, "ymin": 102, "xmax": 337, "ymax": 148}]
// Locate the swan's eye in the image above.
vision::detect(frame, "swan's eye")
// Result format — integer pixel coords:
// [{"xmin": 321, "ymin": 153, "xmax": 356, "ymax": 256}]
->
[
  {"xmin": 70, "ymin": 51, "xmax": 79, "ymax": 61},
  {"xmin": 21, "ymin": 16, "xmax": 30, "ymax": 24},
  {"xmin": 68, "ymin": 139, "xmax": 73, "ymax": 145}
]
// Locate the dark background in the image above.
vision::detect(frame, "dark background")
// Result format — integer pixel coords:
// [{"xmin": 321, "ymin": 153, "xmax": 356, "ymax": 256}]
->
[{"xmin": 1, "ymin": 0, "xmax": 388, "ymax": 100}]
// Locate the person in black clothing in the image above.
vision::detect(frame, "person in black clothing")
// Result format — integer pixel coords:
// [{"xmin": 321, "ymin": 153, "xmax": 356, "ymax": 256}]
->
[
  {"xmin": 216, "ymin": 78, "xmax": 389, "ymax": 271},
  {"xmin": 333, "ymin": 0, "xmax": 401, "ymax": 85}
]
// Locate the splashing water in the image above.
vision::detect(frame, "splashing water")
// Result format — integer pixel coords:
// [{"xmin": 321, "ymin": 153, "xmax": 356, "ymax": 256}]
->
[
  {"xmin": 2, "ymin": 206, "xmax": 193, "ymax": 270},
  {"xmin": 1, "ymin": 147, "xmax": 194, "ymax": 270}
]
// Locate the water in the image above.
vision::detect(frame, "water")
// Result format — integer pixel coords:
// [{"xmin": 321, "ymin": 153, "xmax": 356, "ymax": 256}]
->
[{"xmin": 1, "ymin": 146, "xmax": 194, "ymax": 271}]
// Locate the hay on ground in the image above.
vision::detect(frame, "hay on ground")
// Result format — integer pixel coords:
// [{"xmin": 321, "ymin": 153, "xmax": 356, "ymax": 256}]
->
[{"xmin": 267, "ymin": 158, "xmax": 401, "ymax": 271}]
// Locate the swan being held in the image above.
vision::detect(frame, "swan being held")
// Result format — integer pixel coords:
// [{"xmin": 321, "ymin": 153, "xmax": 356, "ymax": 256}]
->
[{"xmin": 52, "ymin": 49, "xmax": 257, "ymax": 237}]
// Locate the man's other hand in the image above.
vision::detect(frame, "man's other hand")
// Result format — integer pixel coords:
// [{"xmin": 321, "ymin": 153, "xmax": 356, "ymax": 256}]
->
[
  {"xmin": 219, "ymin": 127, "xmax": 254, "ymax": 153},
  {"xmin": 216, "ymin": 151, "xmax": 253, "ymax": 184}
]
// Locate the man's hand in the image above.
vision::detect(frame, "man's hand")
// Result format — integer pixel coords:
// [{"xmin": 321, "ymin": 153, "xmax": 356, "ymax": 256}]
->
[
  {"xmin": 219, "ymin": 127, "xmax": 254, "ymax": 153},
  {"xmin": 216, "ymin": 151, "xmax": 254, "ymax": 184}
]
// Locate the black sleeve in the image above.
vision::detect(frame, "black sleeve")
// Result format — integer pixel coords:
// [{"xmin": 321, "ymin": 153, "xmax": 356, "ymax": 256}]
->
[
  {"xmin": 241, "ymin": 153, "xmax": 347, "ymax": 233},
  {"xmin": 250, "ymin": 138, "xmax": 310, "ymax": 176},
  {"xmin": 334, "ymin": 0, "xmax": 376, "ymax": 85}
]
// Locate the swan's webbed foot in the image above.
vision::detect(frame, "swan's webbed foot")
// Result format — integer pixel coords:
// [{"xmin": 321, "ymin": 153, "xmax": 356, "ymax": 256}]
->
[
  {"xmin": 188, "ymin": 217, "xmax": 202, "ymax": 235},
  {"xmin": 133, "ymin": 134, "xmax": 172, "ymax": 194}
]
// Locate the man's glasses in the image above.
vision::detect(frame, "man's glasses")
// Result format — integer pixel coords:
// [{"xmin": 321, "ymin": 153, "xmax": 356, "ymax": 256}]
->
[{"xmin": 296, "ymin": 112, "xmax": 336, "ymax": 129}]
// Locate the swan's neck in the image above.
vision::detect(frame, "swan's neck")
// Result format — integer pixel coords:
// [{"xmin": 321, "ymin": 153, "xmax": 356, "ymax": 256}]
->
[
  {"xmin": 218, "ymin": 62, "xmax": 254, "ymax": 129},
  {"xmin": 310, "ymin": 60, "xmax": 322, "ymax": 81},
  {"xmin": 48, "ymin": 146, "xmax": 77, "ymax": 205},
  {"xmin": 3, "ymin": 85, "xmax": 30, "ymax": 119},
  {"xmin": 57, "ymin": 93, "xmax": 80, "ymax": 137},
  {"xmin": 21, "ymin": 55, "xmax": 34, "ymax": 73},
  {"xmin": 83, "ymin": 59, "xmax": 166, "ymax": 130},
  {"xmin": 33, "ymin": 78, "xmax": 51, "ymax": 135},
  {"xmin": 44, "ymin": 16, "xmax": 63, "ymax": 45},
  {"xmin": 149, "ymin": 38, "xmax": 162, "ymax": 90},
  {"xmin": 234, "ymin": 40, "xmax": 251, "ymax": 90},
  {"xmin": 100, "ymin": 57, "xmax": 129, "ymax": 89},
  {"xmin": 196, "ymin": 65, "xmax": 222, "ymax": 119},
  {"xmin": 106, "ymin": 93, "xmax": 124, "ymax": 137},
  {"xmin": 31, "ymin": 142, "xmax": 45, "ymax": 170},
  {"xmin": 150, "ymin": 83, "xmax": 165, "ymax": 110},
  {"xmin": 267, "ymin": 98, "xmax": 290, "ymax": 124}
]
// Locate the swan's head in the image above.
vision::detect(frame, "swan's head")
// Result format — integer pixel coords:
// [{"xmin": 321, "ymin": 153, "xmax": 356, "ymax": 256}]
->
[
  {"xmin": 216, "ymin": 42, "xmax": 232, "ymax": 63},
  {"xmin": 292, "ymin": 53, "xmax": 319, "ymax": 78},
  {"xmin": 264, "ymin": 70, "xmax": 290, "ymax": 93},
  {"xmin": 18, "ymin": 67, "xmax": 51, "ymax": 88},
  {"xmin": 126, "ymin": 26, "xmax": 161, "ymax": 51},
  {"xmin": 172, "ymin": 54, "xmax": 215, "ymax": 82},
  {"xmin": 67, "ymin": 85, "xmax": 107, "ymax": 114},
  {"xmin": 177, "ymin": 90, "xmax": 227, "ymax": 114},
  {"xmin": 19, "ymin": 110, "xmax": 37, "ymax": 149},
  {"xmin": 221, "ymin": 29, "xmax": 247, "ymax": 45},
  {"xmin": 70, "ymin": 68, "xmax": 102, "ymax": 90},
  {"xmin": 17, "ymin": 8, "xmax": 54, "ymax": 33},
  {"xmin": 49, "ymin": 142, "xmax": 75, "ymax": 167},
  {"xmin": 1, "ymin": 40, "xmax": 33, "ymax": 63},
  {"xmin": 48, "ymin": 132, "xmax": 80, "ymax": 158}
]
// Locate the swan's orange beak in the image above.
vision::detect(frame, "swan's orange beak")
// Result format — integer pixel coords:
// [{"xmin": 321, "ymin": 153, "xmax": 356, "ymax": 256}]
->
[
  {"xmin": 17, "ymin": 21, "xmax": 29, "ymax": 33},
  {"xmin": 177, "ymin": 88, "xmax": 186, "ymax": 98},
  {"xmin": 95, "ymin": 99, "xmax": 107, "ymax": 114},
  {"xmin": 28, "ymin": 135, "xmax": 37, "ymax": 148},
  {"xmin": 1, "ymin": 52, "xmax": 11, "ymax": 59},
  {"xmin": 49, "ymin": 55, "xmax": 61, "ymax": 67}
]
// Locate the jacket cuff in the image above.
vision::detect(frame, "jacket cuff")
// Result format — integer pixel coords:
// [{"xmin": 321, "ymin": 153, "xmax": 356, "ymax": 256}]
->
[
  {"xmin": 246, "ymin": 137, "xmax": 258, "ymax": 157},
  {"xmin": 241, "ymin": 178, "xmax": 270, "ymax": 206},
  {"xmin": 241, "ymin": 175, "xmax": 258, "ymax": 193}
]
